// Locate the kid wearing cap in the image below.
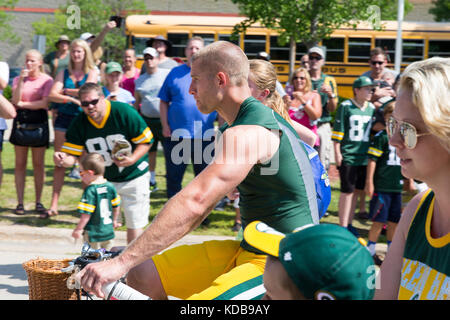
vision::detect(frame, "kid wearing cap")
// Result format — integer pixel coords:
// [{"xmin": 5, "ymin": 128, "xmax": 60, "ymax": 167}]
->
[
  {"xmin": 102, "ymin": 61, "xmax": 135, "ymax": 105},
  {"xmin": 244, "ymin": 221, "xmax": 375, "ymax": 300},
  {"xmin": 333, "ymin": 76, "xmax": 376, "ymax": 238},
  {"xmin": 364, "ymin": 102, "xmax": 404, "ymax": 266}
]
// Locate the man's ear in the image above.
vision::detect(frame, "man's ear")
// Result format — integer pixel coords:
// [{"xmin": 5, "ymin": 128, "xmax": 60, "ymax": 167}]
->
[{"xmin": 217, "ymin": 71, "xmax": 227, "ymax": 87}]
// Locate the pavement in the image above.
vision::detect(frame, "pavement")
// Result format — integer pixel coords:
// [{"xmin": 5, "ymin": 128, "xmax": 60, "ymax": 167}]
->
[{"xmin": 0, "ymin": 222, "xmax": 234, "ymax": 300}]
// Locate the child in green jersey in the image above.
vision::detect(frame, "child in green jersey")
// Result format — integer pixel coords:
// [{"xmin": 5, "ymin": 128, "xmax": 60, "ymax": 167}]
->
[
  {"xmin": 72, "ymin": 153, "xmax": 121, "ymax": 250},
  {"xmin": 333, "ymin": 76, "xmax": 376, "ymax": 238},
  {"xmin": 364, "ymin": 101, "xmax": 403, "ymax": 266}
]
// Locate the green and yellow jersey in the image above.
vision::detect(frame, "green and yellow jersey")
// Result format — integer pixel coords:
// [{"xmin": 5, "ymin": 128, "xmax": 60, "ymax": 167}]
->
[
  {"xmin": 332, "ymin": 99, "xmax": 375, "ymax": 166},
  {"xmin": 78, "ymin": 180, "xmax": 120, "ymax": 243},
  {"xmin": 398, "ymin": 189, "xmax": 449, "ymax": 300},
  {"xmin": 367, "ymin": 130, "xmax": 404, "ymax": 193},
  {"xmin": 62, "ymin": 100, "xmax": 153, "ymax": 182}
]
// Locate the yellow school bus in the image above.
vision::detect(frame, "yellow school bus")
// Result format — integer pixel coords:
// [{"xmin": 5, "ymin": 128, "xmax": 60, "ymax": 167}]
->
[{"xmin": 125, "ymin": 14, "xmax": 450, "ymax": 98}]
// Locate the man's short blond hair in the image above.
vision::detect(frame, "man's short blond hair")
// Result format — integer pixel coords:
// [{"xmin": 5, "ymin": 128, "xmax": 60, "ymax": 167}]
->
[
  {"xmin": 399, "ymin": 57, "xmax": 450, "ymax": 152},
  {"xmin": 191, "ymin": 41, "xmax": 249, "ymax": 86}
]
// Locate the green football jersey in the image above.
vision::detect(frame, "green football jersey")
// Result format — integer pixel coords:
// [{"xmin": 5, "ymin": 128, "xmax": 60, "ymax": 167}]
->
[
  {"xmin": 219, "ymin": 97, "xmax": 318, "ymax": 254},
  {"xmin": 332, "ymin": 99, "xmax": 375, "ymax": 166},
  {"xmin": 62, "ymin": 100, "xmax": 154, "ymax": 182},
  {"xmin": 78, "ymin": 180, "xmax": 120, "ymax": 243},
  {"xmin": 367, "ymin": 130, "xmax": 404, "ymax": 193},
  {"xmin": 398, "ymin": 190, "xmax": 449, "ymax": 300}
]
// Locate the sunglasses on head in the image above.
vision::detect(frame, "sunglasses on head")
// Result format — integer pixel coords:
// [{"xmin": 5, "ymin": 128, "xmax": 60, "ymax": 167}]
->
[
  {"xmin": 308, "ymin": 55, "xmax": 322, "ymax": 61},
  {"xmin": 387, "ymin": 116, "xmax": 430, "ymax": 149},
  {"xmin": 80, "ymin": 98, "xmax": 99, "ymax": 107},
  {"xmin": 371, "ymin": 60, "xmax": 384, "ymax": 66}
]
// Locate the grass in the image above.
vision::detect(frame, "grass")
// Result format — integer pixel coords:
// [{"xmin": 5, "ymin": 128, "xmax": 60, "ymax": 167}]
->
[{"xmin": 0, "ymin": 141, "xmax": 382, "ymax": 241}]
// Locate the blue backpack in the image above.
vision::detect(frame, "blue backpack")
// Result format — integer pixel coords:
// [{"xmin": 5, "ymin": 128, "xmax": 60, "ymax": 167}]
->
[{"xmin": 301, "ymin": 142, "xmax": 331, "ymax": 220}]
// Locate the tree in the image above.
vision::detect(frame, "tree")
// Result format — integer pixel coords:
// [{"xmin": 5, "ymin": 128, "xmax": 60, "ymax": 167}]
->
[
  {"xmin": 32, "ymin": 0, "xmax": 147, "ymax": 62},
  {"xmin": 429, "ymin": 0, "xmax": 450, "ymax": 22},
  {"xmin": 230, "ymin": 0, "xmax": 413, "ymax": 75},
  {"xmin": 0, "ymin": 0, "xmax": 20, "ymax": 51}
]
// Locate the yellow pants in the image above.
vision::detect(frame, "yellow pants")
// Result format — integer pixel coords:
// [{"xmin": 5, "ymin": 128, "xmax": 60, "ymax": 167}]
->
[{"xmin": 152, "ymin": 240, "xmax": 267, "ymax": 300}]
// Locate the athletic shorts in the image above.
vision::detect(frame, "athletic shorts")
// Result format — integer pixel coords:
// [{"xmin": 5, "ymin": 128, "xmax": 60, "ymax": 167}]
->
[
  {"xmin": 152, "ymin": 240, "xmax": 267, "ymax": 300},
  {"xmin": 142, "ymin": 117, "xmax": 162, "ymax": 152},
  {"xmin": 54, "ymin": 113, "xmax": 77, "ymax": 132},
  {"xmin": 112, "ymin": 171, "xmax": 150, "ymax": 229},
  {"xmin": 338, "ymin": 163, "xmax": 366, "ymax": 193},
  {"xmin": 369, "ymin": 192, "xmax": 402, "ymax": 224},
  {"xmin": 0, "ymin": 130, "xmax": 4, "ymax": 151},
  {"xmin": 83, "ymin": 232, "xmax": 114, "ymax": 250}
]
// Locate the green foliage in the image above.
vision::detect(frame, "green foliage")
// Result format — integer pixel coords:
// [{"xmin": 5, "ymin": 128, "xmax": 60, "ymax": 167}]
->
[
  {"xmin": 230, "ymin": 0, "xmax": 413, "ymax": 49},
  {"xmin": 0, "ymin": 0, "xmax": 20, "ymax": 53},
  {"xmin": 32, "ymin": 0, "xmax": 147, "ymax": 62},
  {"xmin": 429, "ymin": 0, "xmax": 450, "ymax": 22}
]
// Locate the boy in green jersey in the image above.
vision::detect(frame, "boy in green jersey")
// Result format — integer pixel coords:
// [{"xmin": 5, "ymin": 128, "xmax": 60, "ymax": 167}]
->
[
  {"xmin": 365, "ymin": 102, "xmax": 404, "ymax": 265},
  {"xmin": 333, "ymin": 76, "xmax": 375, "ymax": 237},
  {"xmin": 72, "ymin": 153, "xmax": 121, "ymax": 250}
]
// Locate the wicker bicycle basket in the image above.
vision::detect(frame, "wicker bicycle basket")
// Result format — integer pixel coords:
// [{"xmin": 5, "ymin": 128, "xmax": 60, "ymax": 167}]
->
[{"xmin": 22, "ymin": 258, "xmax": 78, "ymax": 300}]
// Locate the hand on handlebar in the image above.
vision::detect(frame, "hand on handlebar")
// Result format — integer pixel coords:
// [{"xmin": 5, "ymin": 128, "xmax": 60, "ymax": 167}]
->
[{"xmin": 75, "ymin": 257, "xmax": 127, "ymax": 299}]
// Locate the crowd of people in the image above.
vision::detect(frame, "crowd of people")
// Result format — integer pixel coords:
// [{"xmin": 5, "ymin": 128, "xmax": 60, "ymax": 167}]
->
[{"xmin": 0, "ymin": 25, "xmax": 448, "ymax": 300}]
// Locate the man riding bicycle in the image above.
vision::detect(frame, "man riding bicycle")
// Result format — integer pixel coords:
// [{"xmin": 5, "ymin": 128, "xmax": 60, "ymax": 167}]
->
[{"xmin": 77, "ymin": 41, "xmax": 318, "ymax": 300}]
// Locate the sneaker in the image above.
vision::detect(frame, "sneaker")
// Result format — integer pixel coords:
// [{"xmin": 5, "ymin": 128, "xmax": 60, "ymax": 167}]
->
[
  {"xmin": 68, "ymin": 166, "xmax": 81, "ymax": 179},
  {"xmin": 231, "ymin": 222, "xmax": 242, "ymax": 232},
  {"xmin": 372, "ymin": 253, "xmax": 384, "ymax": 266},
  {"xmin": 347, "ymin": 224, "xmax": 360, "ymax": 237},
  {"xmin": 150, "ymin": 181, "xmax": 158, "ymax": 193},
  {"xmin": 201, "ymin": 217, "xmax": 210, "ymax": 227},
  {"xmin": 214, "ymin": 197, "xmax": 229, "ymax": 211},
  {"xmin": 358, "ymin": 211, "xmax": 370, "ymax": 219}
]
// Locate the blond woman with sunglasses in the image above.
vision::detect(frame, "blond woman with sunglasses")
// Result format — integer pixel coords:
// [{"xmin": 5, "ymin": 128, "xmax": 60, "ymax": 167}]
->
[{"xmin": 375, "ymin": 57, "xmax": 449, "ymax": 300}]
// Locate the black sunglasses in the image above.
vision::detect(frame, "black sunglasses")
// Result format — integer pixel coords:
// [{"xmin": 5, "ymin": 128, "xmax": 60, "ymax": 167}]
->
[
  {"xmin": 293, "ymin": 76, "xmax": 306, "ymax": 80},
  {"xmin": 81, "ymin": 98, "xmax": 99, "ymax": 107},
  {"xmin": 371, "ymin": 61, "xmax": 384, "ymax": 66},
  {"xmin": 144, "ymin": 55, "xmax": 154, "ymax": 60},
  {"xmin": 308, "ymin": 55, "xmax": 322, "ymax": 61}
]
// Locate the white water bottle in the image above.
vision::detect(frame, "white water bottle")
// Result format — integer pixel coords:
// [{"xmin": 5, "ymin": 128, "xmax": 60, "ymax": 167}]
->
[{"xmin": 102, "ymin": 281, "xmax": 151, "ymax": 300}]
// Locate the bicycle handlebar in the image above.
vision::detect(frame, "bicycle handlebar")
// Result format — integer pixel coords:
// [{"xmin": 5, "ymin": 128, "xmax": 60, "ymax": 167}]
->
[{"xmin": 63, "ymin": 242, "xmax": 151, "ymax": 300}]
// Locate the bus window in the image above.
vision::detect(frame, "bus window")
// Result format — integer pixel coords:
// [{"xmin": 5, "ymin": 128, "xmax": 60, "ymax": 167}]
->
[
  {"xmin": 244, "ymin": 35, "xmax": 266, "ymax": 58},
  {"xmin": 133, "ymin": 37, "xmax": 151, "ymax": 57},
  {"xmin": 270, "ymin": 36, "xmax": 289, "ymax": 60},
  {"xmin": 167, "ymin": 33, "xmax": 189, "ymax": 57},
  {"xmin": 428, "ymin": 40, "xmax": 450, "ymax": 58},
  {"xmin": 219, "ymin": 34, "xmax": 240, "ymax": 46},
  {"xmin": 375, "ymin": 39, "xmax": 396, "ymax": 63},
  {"xmin": 402, "ymin": 39, "xmax": 424, "ymax": 63},
  {"xmin": 323, "ymin": 38, "xmax": 344, "ymax": 62},
  {"xmin": 295, "ymin": 42, "xmax": 307, "ymax": 61},
  {"xmin": 193, "ymin": 33, "xmax": 215, "ymax": 46},
  {"xmin": 348, "ymin": 37, "xmax": 371, "ymax": 62}
]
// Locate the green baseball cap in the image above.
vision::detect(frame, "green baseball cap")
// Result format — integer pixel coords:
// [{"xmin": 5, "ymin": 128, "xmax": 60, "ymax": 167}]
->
[
  {"xmin": 244, "ymin": 221, "xmax": 375, "ymax": 300},
  {"xmin": 105, "ymin": 61, "xmax": 123, "ymax": 74},
  {"xmin": 353, "ymin": 76, "xmax": 375, "ymax": 88}
]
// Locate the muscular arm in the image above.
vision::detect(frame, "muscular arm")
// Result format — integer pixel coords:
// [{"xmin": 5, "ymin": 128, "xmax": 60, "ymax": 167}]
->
[{"xmin": 77, "ymin": 125, "xmax": 280, "ymax": 297}]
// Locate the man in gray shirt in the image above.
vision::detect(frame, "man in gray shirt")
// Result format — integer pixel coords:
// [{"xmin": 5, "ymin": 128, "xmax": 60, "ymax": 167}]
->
[{"xmin": 134, "ymin": 47, "xmax": 170, "ymax": 192}]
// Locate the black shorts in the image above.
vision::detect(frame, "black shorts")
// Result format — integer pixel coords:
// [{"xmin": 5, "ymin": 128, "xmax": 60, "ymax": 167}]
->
[
  {"xmin": 338, "ymin": 163, "xmax": 366, "ymax": 193},
  {"xmin": 369, "ymin": 192, "xmax": 402, "ymax": 224},
  {"xmin": 142, "ymin": 116, "xmax": 163, "ymax": 152},
  {"xmin": 54, "ymin": 113, "xmax": 77, "ymax": 132},
  {"xmin": 0, "ymin": 130, "xmax": 4, "ymax": 151}
]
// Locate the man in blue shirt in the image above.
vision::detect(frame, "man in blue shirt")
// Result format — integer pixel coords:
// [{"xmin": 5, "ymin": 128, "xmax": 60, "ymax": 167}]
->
[{"xmin": 158, "ymin": 37, "xmax": 218, "ymax": 203}]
